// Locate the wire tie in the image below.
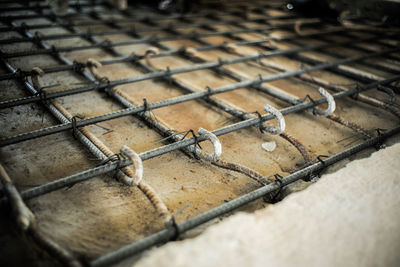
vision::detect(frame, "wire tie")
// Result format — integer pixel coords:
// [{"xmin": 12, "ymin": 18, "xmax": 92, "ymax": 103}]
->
[
  {"xmin": 165, "ymin": 66, "xmax": 172, "ymax": 84},
  {"xmin": 14, "ymin": 68, "xmax": 25, "ymax": 79},
  {"xmin": 142, "ymin": 98, "xmax": 148, "ymax": 113},
  {"xmin": 72, "ymin": 60, "xmax": 85, "ymax": 73},
  {"xmin": 20, "ymin": 22, "xmax": 28, "ymax": 32},
  {"xmin": 300, "ymin": 94, "xmax": 318, "ymax": 115},
  {"xmin": 253, "ymin": 110, "xmax": 265, "ymax": 133},
  {"xmin": 316, "ymin": 155, "xmax": 329, "ymax": 166},
  {"xmin": 100, "ymin": 39, "xmax": 112, "ymax": 49},
  {"xmin": 270, "ymin": 174, "xmax": 284, "ymax": 202},
  {"xmin": 375, "ymin": 128, "xmax": 387, "ymax": 150},
  {"xmin": 38, "ymin": 90, "xmax": 48, "ymax": 103},
  {"xmin": 178, "ymin": 45, "xmax": 187, "ymax": 55},
  {"xmin": 50, "ymin": 45, "xmax": 57, "ymax": 56},
  {"xmin": 168, "ymin": 217, "xmax": 181, "ymax": 241},
  {"xmin": 352, "ymin": 83, "xmax": 362, "ymax": 100},
  {"xmin": 205, "ymin": 85, "xmax": 212, "ymax": 98},
  {"xmin": 96, "ymin": 153, "xmax": 121, "ymax": 167},
  {"xmin": 33, "ymin": 31, "xmax": 42, "ymax": 44},
  {"xmin": 181, "ymin": 129, "xmax": 201, "ymax": 158},
  {"xmin": 257, "ymin": 51, "xmax": 264, "ymax": 64},
  {"xmin": 218, "ymin": 57, "xmax": 224, "ymax": 67},
  {"xmin": 128, "ymin": 52, "xmax": 140, "ymax": 62},
  {"xmin": 257, "ymin": 73, "xmax": 263, "ymax": 85},
  {"xmin": 71, "ymin": 115, "xmax": 83, "ymax": 139},
  {"xmin": 85, "ymin": 29, "xmax": 92, "ymax": 40}
]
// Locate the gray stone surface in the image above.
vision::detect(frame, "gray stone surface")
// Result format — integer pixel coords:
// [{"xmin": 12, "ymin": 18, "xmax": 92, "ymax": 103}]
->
[{"xmin": 135, "ymin": 143, "xmax": 400, "ymax": 267}]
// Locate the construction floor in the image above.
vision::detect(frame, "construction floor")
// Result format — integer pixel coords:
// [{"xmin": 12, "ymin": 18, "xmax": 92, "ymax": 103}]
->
[{"xmin": 0, "ymin": 1, "xmax": 399, "ymax": 266}]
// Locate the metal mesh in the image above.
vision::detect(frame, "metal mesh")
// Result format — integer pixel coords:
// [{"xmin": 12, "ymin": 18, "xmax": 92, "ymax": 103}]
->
[{"xmin": 0, "ymin": 1, "xmax": 399, "ymax": 266}]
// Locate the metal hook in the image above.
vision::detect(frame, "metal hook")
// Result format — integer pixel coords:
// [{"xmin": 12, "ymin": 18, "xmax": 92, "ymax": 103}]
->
[
  {"xmin": 145, "ymin": 47, "xmax": 159, "ymax": 70},
  {"xmin": 119, "ymin": 145, "xmax": 143, "ymax": 186},
  {"xmin": 197, "ymin": 128, "xmax": 222, "ymax": 162},
  {"xmin": 263, "ymin": 104, "xmax": 285, "ymax": 135},
  {"xmin": 313, "ymin": 87, "xmax": 336, "ymax": 116},
  {"xmin": 31, "ymin": 67, "xmax": 45, "ymax": 90}
]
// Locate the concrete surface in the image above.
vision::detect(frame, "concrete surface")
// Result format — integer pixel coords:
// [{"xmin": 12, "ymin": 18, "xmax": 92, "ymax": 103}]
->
[
  {"xmin": 1, "ymin": 2, "xmax": 400, "ymax": 265},
  {"xmin": 135, "ymin": 143, "xmax": 400, "ymax": 267}
]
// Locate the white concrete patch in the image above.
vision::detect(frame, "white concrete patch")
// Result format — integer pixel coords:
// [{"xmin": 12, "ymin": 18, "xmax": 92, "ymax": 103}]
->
[
  {"xmin": 262, "ymin": 141, "xmax": 277, "ymax": 152},
  {"xmin": 135, "ymin": 143, "xmax": 400, "ymax": 267}
]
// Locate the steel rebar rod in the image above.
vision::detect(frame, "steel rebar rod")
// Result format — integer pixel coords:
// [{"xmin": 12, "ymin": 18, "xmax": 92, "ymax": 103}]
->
[
  {"xmin": 89, "ymin": 124, "xmax": 400, "ymax": 267},
  {"xmin": 0, "ymin": 38, "xmax": 269, "ymax": 81},
  {"xmin": 134, "ymin": 12, "xmax": 313, "ymax": 165},
  {"xmin": 1, "ymin": 23, "xmax": 345, "ymax": 59},
  {"xmin": 0, "ymin": 14, "xmax": 300, "ymax": 45},
  {"xmin": 204, "ymin": 12, "xmax": 399, "ymax": 87},
  {"xmin": 1, "ymin": 51, "xmax": 399, "ymax": 147},
  {"xmin": 1, "ymin": 76, "xmax": 398, "ymax": 206},
  {"xmin": 0, "ymin": 26, "xmax": 371, "ymax": 82},
  {"xmin": 1, "ymin": 39, "xmax": 397, "ymax": 110},
  {"xmin": 46, "ymin": 8, "xmax": 199, "ymax": 157}
]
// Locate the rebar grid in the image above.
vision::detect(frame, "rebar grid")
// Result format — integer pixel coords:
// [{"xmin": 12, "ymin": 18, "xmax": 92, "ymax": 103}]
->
[{"xmin": 1, "ymin": 1, "xmax": 400, "ymax": 266}]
